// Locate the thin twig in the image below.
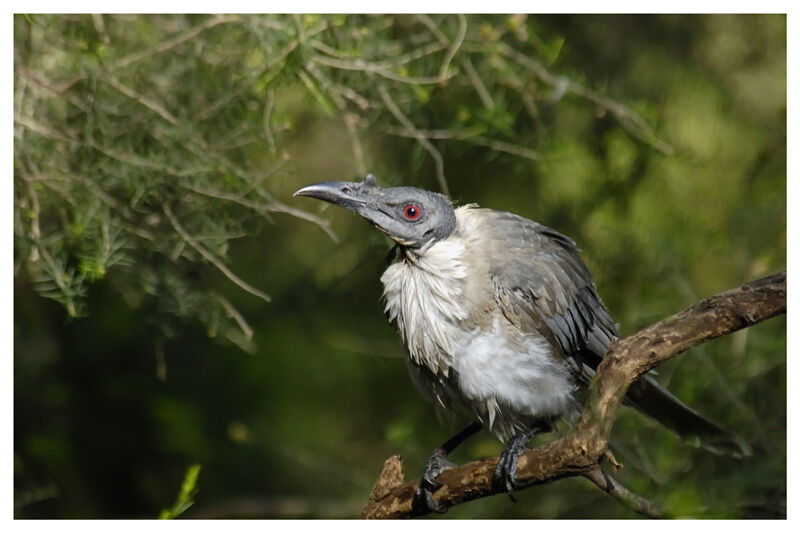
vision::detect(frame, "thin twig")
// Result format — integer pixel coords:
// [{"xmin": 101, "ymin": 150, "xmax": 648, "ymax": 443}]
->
[
  {"xmin": 437, "ymin": 14, "xmax": 467, "ymax": 81},
  {"xmin": 91, "ymin": 14, "xmax": 110, "ymax": 44},
  {"xmin": 263, "ymin": 88, "xmax": 277, "ymax": 154},
  {"xmin": 469, "ymin": 136, "xmax": 540, "ymax": 161},
  {"xmin": 344, "ymin": 112, "xmax": 367, "ymax": 176},
  {"xmin": 582, "ymin": 467, "xmax": 665, "ymax": 518},
  {"xmin": 377, "ymin": 84, "xmax": 450, "ymax": 196},
  {"xmin": 162, "ymin": 202, "xmax": 271, "ymax": 303},
  {"xmin": 180, "ymin": 182, "xmax": 338, "ymax": 242},
  {"xmin": 266, "ymin": 199, "xmax": 340, "ymax": 242},
  {"xmin": 292, "ymin": 14, "xmax": 307, "ymax": 44},
  {"xmin": 112, "ymin": 15, "xmax": 240, "ymax": 70},
  {"xmin": 310, "ymin": 39, "xmax": 350, "ymax": 59},
  {"xmin": 102, "ymin": 75, "xmax": 179, "ymax": 126},
  {"xmin": 195, "ymin": 39, "xmax": 298, "ymax": 122},
  {"xmin": 371, "ymin": 41, "xmax": 449, "ymax": 69},
  {"xmin": 382, "ymin": 126, "xmax": 539, "ymax": 161},
  {"xmin": 334, "ymin": 84, "xmax": 372, "ymax": 111},
  {"xmin": 16, "ymin": 68, "xmax": 91, "ymax": 112},
  {"xmin": 493, "ymin": 43, "xmax": 674, "ymax": 155},
  {"xmin": 415, "ymin": 14, "xmax": 449, "ymax": 43},
  {"xmin": 382, "ymin": 126, "xmax": 482, "ymax": 140},
  {"xmin": 298, "ymin": 69, "xmax": 334, "ymax": 112},
  {"xmin": 14, "ymin": 116, "xmax": 77, "ymax": 143},
  {"xmin": 214, "ymin": 292, "xmax": 254, "ymax": 340},
  {"xmin": 23, "ymin": 177, "xmax": 41, "ymax": 245},
  {"xmin": 304, "ymin": 62, "xmax": 368, "ymax": 174},
  {"xmin": 233, "ymin": 158, "xmax": 290, "ymax": 200},
  {"xmin": 460, "ymin": 56, "xmax": 495, "ymax": 110},
  {"xmin": 23, "ymin": 175, "xmax": 81, "ymax": 317},
  {"xmin": 88, "ymin": 140, "xmax": 168, "ymax": 170},
  {"xmin": 313, "ymin": 55, "xmax": 457, "ymax": 85}
]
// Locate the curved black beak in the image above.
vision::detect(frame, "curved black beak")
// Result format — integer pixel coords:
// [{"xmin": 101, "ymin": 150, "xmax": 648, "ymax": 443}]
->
[
  {"xmin": 294, "ymin": 174, "xmax": 380, "ymax": 214},
  {"xmin": 293, "ymin": 181, "xmax": 362, "ymax": 207}
]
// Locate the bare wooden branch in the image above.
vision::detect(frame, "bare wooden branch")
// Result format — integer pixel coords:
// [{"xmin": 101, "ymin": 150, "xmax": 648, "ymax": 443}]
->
[
  {"xmin": 582, "ymin": 467, "xmax": 665, "ymax": 518},
  {"xmin": 361, "ymin": 271, "xmax": 786, "ymax": 519}
]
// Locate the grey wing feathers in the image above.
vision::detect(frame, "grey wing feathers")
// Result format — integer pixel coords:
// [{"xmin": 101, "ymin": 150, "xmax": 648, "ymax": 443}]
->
[
  {"xmin": 483, "ymin": 210, "xmax": 751, "ymax": 457},
  {"xmin": 485, "ymin": 210, "xmax": 617, "ymax": 375}
]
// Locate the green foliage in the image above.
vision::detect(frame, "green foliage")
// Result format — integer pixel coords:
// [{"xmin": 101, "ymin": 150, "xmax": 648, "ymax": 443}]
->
[
  {"xmin": 14, "ymin": 14, "xmax": 785, "ymax": 519},
  {"xmin": 14, "ymin": 14, "xmax": 671, "ymax": 345},
  {"xmin": 159, "ymin": 463, "xmax": 202, "ymax": 519}
]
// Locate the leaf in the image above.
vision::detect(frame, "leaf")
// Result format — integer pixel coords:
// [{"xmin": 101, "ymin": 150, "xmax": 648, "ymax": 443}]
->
[{"xmin": 158, "ymin": 463, "xmax": 202, "ymax": 520}]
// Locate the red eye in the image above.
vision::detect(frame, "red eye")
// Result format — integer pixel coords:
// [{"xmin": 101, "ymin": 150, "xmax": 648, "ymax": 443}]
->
[{"xmin": 403, "ymin": 204, "xmax": 421, "ymax": 220}]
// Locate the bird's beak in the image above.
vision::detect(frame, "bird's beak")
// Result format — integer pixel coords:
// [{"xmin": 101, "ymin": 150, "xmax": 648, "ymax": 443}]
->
[
  {"xmin": 294, "ymin": 180, "xmax": 374, "ymax": 215},
  {"xmin": 294, "ymin": 175, "xmax": 423, "ymax": 247}
]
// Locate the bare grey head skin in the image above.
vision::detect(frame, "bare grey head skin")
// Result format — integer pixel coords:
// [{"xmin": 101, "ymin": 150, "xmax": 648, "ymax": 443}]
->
[{"xmin": 294, "ymin": 173, "xmax": 456, "ymax": 249}]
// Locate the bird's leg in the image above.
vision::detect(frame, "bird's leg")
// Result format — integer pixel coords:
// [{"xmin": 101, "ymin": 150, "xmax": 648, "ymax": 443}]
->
[
  {"xmin": 411, "ymin": 421, "xmax": 482, "ymax": 515},
  {"xmin": 492, "ymin": 420, "xmax": 554, "ymax": 499}
]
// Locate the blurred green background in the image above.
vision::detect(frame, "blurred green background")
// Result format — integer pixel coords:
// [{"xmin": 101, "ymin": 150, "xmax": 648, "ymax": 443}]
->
[{"xmin": 14, "ymin": 14, "xmax": 785, "ymax": 518}]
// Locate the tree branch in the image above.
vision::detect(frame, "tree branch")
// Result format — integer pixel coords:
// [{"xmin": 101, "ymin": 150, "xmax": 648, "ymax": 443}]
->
[
  {"xmin": 360, "ymin": 271, "xmax": 786, "ymax": 519},
  {"xmin": 582, "ymin": 466, "xmax": 665, "ymax": 518}
]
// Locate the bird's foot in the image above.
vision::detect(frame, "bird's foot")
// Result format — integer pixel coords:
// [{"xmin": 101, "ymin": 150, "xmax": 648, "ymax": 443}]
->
[
  {"xmin": 411, "ymin": 447, "xmax": 456, "ymax": 515},
  {"xmin": 492, "ymin": 432, "xmax": 531, "ymax": 501}
]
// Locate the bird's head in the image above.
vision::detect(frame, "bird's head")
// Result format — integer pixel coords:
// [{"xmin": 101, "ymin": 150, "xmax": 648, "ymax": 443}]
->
[{"xmin": 294, "ymin": 174, "xmax": 457, "ymax": 249}]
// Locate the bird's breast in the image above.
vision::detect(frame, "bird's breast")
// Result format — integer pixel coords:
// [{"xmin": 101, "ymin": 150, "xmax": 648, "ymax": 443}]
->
[
  {"xmin": 380, "ymin": 240, "xmax": 470, "ymax": 376},
  {"xmin": 379, "ymin": 234, "xmax": 578, "ymax": 441}
]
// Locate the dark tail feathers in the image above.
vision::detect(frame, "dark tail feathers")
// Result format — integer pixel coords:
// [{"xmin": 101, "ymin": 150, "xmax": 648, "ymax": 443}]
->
[{"xmin": 624, "ymin": 375, "xmax": 752, "ymax": 458}]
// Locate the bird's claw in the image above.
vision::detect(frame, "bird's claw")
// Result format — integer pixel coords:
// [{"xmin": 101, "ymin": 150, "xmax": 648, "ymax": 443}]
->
[
  {"xmin": 412, "ymin": 482, "xmax": 447, "ymax": 514},
  {"xmin": 411, "ymin": 447, "xmax": 456, "ymax": 515},
  {"xmin": 492, "ymin": 433, "xmax": 530, "ymax": 500}
]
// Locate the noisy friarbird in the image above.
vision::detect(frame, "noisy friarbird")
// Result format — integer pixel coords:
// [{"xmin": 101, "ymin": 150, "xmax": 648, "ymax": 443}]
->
[{"xmin": 295, "ymin": 174, "xmax": 750, "ymax": 513}]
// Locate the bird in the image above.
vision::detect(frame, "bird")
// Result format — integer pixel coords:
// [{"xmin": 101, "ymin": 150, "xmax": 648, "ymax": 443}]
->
[{"xmin": 294, "ymin": 173, "xmax": 751, "ymax": 513}]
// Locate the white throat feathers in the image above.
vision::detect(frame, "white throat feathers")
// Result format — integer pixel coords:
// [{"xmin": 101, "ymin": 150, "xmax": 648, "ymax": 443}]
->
[{"xmin": 381, "ymin": 238, "xmax": 469, "ymax": 375}]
